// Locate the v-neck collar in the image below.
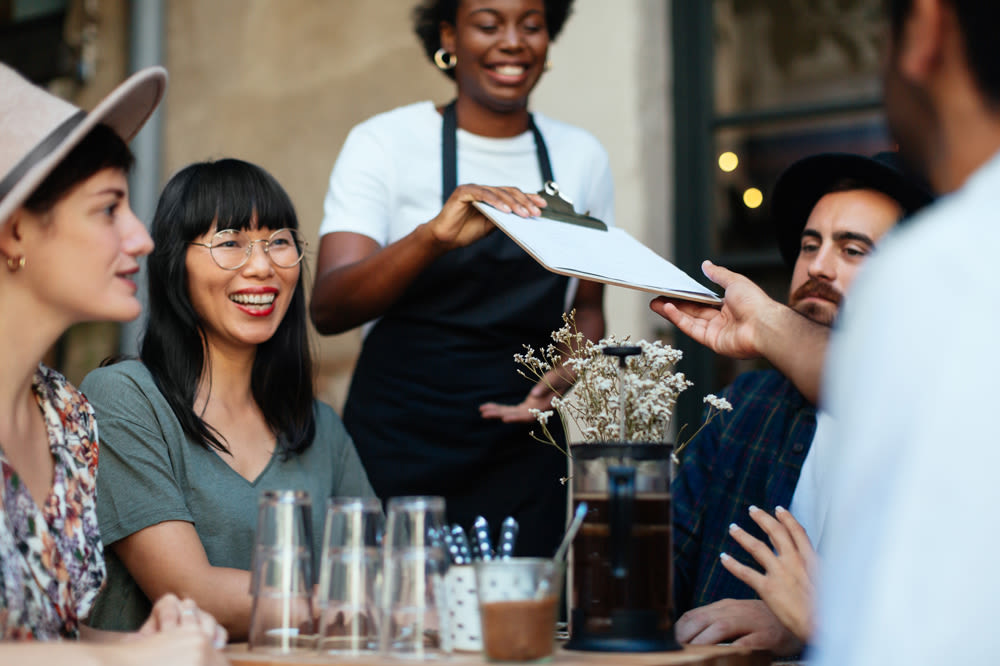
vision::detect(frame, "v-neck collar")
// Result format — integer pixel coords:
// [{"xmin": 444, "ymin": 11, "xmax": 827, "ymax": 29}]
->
[{"xmin": 205, "ymin": 434, "xmax": 282, "ymax": 487}]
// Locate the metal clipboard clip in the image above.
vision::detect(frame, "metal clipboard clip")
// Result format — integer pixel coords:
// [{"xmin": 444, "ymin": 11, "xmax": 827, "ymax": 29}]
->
[{"xmin": 536, "ymin": 181, "xmax": 607, "ymax": 231}]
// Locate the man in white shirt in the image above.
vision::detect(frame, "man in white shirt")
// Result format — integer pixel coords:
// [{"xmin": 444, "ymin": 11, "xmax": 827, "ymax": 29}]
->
[
  {"xmin": 812, "ymin": 1, "xmax": 1000, "ymax": 663},
  {"xmin": 655, "ymin": 1, "xmax": 1000, "ymax": 662}
]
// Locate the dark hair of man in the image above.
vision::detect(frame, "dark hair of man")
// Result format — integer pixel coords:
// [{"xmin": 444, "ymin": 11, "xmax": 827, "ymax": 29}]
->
[
  {"xmin": 23, "ymin": 124, "xmax": 134, "ymax": 213},
  {"xmin": 141, "ymin": 158, "xmax": 316, "ymax": 457},
  {"xmin": 412, "ymin": 0, "xmax": 574, "ymax": 80},
  {"xmin": 889, "ymin": 0, "xmax": 1000, "ymax": 106}
]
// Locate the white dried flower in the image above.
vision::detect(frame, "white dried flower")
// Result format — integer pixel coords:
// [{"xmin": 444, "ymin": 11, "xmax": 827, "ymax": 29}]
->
[
  {"xmin": 528, "ymin": 408, "xmax": 554, "ymax": 425},
  {"xmin": 703, "ymin": 394, "xmax": 733, "ymax": 412},
  {"xmin": 515, "ymin": 310, "xmax": 728, "ymax": 450}
]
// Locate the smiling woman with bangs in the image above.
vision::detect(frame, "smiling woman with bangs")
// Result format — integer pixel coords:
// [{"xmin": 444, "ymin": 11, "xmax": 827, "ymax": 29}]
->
[
  {"xmin": 310, "ymin": 0, "xmax": 614, "ymax": 560},
  {"xmin": 80, "ymin": 158, "xmax": 375, "ymax": 639}
]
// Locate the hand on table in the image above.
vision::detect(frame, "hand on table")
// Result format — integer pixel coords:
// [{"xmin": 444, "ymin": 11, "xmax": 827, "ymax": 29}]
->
[
  {"xmin": 103, "ymin": 626, "xmax": 229, "ymax": 666},
  {"xmin": 676, "ymin": 598, "xmax": 803, "ymax": 657},
  {"xmin": 429, "ymin": 184, "xmax": 545, "ymax": 250},
  {"xmin": 720, "ymin": 506, "xmax": 817, "ymax": 643},
  {"xmin": 137, "ymin": 593, "xmax": 227, "ymax": 648},
  {"xmin": 81, "ymin": 595, "xmax": 227, "ymax": 666}
]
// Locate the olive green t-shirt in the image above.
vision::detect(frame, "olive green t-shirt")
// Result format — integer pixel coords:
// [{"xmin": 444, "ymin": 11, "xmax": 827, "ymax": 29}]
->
[{"xmin": 80, "ymin": 360, "xmax": 375, "ymax": 631}]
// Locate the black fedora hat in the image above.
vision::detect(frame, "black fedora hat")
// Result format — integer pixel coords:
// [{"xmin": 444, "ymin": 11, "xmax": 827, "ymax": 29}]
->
[{"xmin": 772, "ymin": 151, "xmax": 934, "ymax": 268}]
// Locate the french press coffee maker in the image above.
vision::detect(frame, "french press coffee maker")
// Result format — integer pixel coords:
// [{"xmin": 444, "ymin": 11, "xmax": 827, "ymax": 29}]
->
[{"xmin": 564, "ymin": 346, "xmax": 680, "ymax": 652}]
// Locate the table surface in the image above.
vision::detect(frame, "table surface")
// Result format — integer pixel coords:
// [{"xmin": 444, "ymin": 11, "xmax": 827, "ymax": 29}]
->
[{"xmin": 224, "ymin": 643, "xmax": 773, "ymax": 666}]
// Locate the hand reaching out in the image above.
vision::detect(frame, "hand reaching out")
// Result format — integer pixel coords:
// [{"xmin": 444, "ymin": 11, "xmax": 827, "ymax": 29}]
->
[
  {"xmin": 479, "ymin": 382, "xmax": 555, "ymax": 424},
  {"xmin": 650, "ymin": 261, "xmax": 779, "ymax": 359},
  {"xmin": 720, "ymin": 506, "xmax": 817, "ymax": 643},
  {"xmin": 651, "ymin": 261, "xmax": 828, "ymax": 403}
]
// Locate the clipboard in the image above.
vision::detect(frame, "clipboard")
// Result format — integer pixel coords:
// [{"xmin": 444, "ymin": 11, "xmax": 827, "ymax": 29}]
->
[{"xmin": 472, "ymin": 182, "xmax": 723, "ymax": 306}]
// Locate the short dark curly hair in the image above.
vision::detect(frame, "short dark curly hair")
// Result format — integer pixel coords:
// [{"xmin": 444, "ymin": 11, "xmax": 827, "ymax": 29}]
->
[{"xmin": 412, "ymin": 0, "xmax": 575, "ymax": 80}]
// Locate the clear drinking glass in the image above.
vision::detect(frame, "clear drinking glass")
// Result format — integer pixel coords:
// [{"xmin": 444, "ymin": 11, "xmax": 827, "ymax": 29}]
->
[
  {"xmin": 248, "ymin": 545, "xmax": 316, "ymax": 652},
  {"xmin": 380, "ymin": 496, "xmax": 451, "ymax": 658},
  {"xmin": 476, "ymin": 558, "xmax": 564, "ymax": 663},
  {"xmin": 248, "ymin": 489, "xmax": 316, "ymax": 653},
  {"xmin": 250, "ymin": 490, "xmax": 313, "ymax": 593},
  {"xmin": 316, "ymin": 496, "xmax": 384, "ymax": 655}
]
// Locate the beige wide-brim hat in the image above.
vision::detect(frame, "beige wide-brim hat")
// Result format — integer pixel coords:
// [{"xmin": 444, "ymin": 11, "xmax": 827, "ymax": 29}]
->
[{"xmin": 0, "ymin": 64, "xmax": 167, "ymax": 226}]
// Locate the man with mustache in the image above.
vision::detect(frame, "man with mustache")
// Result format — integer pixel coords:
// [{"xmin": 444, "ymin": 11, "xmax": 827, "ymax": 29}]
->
[{"xmin": 672, "ymin": 151, "xmax": 931, "ymax": 656}]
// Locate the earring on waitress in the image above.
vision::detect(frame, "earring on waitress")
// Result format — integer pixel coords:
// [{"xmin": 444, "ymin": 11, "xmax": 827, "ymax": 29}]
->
[{"xmin": 434, "ymin": 48, "xmax": 457, "ymax": 71}]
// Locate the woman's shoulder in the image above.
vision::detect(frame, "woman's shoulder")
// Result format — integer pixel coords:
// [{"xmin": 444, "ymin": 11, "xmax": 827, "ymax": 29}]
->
[
  {"xmin": 80, "ymin": 359, "xmax": 155, "ymax": 394},
  {"xmin": 307, "ymin": 400, "xmax": 356, "ymax": 452},
  {"xmin": 79, "ymin": 360, "xmax": 165, "ymax": 424},
  {"xmin": 349, "ymin": 101, "xmax": 439, "ymax": 139},
  {"xmin": 311, "ymin": 399, "xmax": 347, "ymax": 435},
  {"xmin": 530, "ymin": 112, "xmax": 608, "ymax": 156}
]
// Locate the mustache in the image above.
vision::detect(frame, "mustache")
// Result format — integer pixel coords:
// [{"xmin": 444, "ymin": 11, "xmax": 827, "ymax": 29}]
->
[{"xmin": 790, "ymin": 278, "xmax": 842, "ymax": 306}]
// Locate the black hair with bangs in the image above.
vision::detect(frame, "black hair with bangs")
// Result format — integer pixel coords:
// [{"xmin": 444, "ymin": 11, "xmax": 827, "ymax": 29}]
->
[{"xmin": 141, "ymin": 158, "xmax": 315, "ymax": 457}]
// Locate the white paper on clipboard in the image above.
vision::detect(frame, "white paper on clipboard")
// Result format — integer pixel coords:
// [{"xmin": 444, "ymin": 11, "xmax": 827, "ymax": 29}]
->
[{"xmin": 472, "ymin": 201, "xmax": 722, "ymax": 306}]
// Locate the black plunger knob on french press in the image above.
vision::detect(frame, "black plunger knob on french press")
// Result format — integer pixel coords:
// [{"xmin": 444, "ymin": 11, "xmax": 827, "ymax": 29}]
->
[{"xmin": 601, "ymin": 346, "xmax": 642, "ymax": 579}]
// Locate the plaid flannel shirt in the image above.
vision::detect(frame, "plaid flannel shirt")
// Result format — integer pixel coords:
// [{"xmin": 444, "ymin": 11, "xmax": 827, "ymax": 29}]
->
[{"xmin": 673, "ymin": 369, "xmax": 817, "ymax": 614}]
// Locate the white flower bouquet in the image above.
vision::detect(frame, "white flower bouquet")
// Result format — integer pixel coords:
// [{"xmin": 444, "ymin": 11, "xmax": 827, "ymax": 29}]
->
[{"xmin": 516, "ymin": 311, "xmax": 731, "ymax": 462}]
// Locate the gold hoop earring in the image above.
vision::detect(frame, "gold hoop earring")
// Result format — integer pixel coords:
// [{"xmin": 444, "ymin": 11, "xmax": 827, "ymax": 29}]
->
[
  {"xmin": 6, "ymin": 255, "xmax": 24, "ymax": 272},
  {"xmin": 434, "ymin": 48, "xmax": 457, "ymax": 71}
]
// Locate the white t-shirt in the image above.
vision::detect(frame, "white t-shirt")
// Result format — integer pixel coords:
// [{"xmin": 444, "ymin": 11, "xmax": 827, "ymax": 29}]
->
[
  {"xmin": 319, "ymin": 101, "xmax": 615, "ymax": 245},
  {"xmin": 788, "ymin": 409, "xmax": 835, "ymax": 552},
  {"xmin": 813, "ymin": 150, "xmax": 1000, "ymax": 665}
]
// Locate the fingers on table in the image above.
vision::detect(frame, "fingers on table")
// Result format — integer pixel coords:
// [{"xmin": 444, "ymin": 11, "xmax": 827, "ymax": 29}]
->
[
  {"xmin": 174, "ymin": 597, "xmax": 225, "ymax": 647},
  {"xmin": 178, "ymin": 598, "xmax": 201, "ymax": 627},
  {"xmin": 150, "ymin": 592, "xmax": 184, "ymax": 629}
]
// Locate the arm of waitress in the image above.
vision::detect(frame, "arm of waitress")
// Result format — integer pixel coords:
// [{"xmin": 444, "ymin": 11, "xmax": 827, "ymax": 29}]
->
[{"xmin": 310, "ymin": 184, "xmax": 546, "ymax": 335}]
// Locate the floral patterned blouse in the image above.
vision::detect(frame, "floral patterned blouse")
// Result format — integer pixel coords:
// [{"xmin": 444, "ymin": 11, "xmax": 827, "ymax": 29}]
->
[{"xmin": 0, "ymin": 364, "xmax": 105, "ymax": 640}]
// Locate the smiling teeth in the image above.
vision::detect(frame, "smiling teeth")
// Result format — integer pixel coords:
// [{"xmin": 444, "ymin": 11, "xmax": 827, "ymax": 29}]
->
[
  {"xmin": 495, "ymin": 65, "xmax": 525, "ymax": 76},
  {"xmin": 230, "ymin": 293, "xmax": 275, "ymax": 305}
]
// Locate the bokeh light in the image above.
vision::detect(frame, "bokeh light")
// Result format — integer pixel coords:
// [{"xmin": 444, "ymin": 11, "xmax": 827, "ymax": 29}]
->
[
  {"xmin": 743, "ymin": 187, "xmax": 763, "ymax": 209},
  {"xmin": 718, "ymin": 151, "xmax": 739, "ymax": 172}
]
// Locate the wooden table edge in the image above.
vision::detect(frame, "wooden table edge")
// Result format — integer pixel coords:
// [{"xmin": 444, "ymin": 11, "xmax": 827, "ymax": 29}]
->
[{"xmin": 224, "ymin": 642, "xmax": 773, "ymax": 665}]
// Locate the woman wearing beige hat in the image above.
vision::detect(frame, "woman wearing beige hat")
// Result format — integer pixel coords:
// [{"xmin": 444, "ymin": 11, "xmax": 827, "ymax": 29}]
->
[{"xmin": 0, "ymin": 64, "xmax": 226, "ymax": 664}]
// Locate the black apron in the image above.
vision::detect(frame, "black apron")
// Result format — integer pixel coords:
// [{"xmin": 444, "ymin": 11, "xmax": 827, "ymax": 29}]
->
[{"xmin": 342, "ymin": 102, "xmax": 570, "ymax": 557}]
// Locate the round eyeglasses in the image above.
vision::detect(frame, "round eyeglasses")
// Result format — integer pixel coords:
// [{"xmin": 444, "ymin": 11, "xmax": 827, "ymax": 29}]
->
[{"xmin": 189, "ymin": 228, "xmax": 307, "ymax": 271}]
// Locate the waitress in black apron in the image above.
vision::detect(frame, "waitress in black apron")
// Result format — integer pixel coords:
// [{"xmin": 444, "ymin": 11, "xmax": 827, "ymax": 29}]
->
[{"xmin": 310, "ymin": 0, "xmax": 610, "ymax": 558}]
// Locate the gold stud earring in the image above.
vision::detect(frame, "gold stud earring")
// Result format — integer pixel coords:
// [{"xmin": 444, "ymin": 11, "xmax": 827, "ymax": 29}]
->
[
  {"xmin": 434, "ymin": 48, "xmax": 457, "ymax": 71},
  {"xmin": 544, "ymin": 59, "xmax": 553, "ymax": 72}
]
